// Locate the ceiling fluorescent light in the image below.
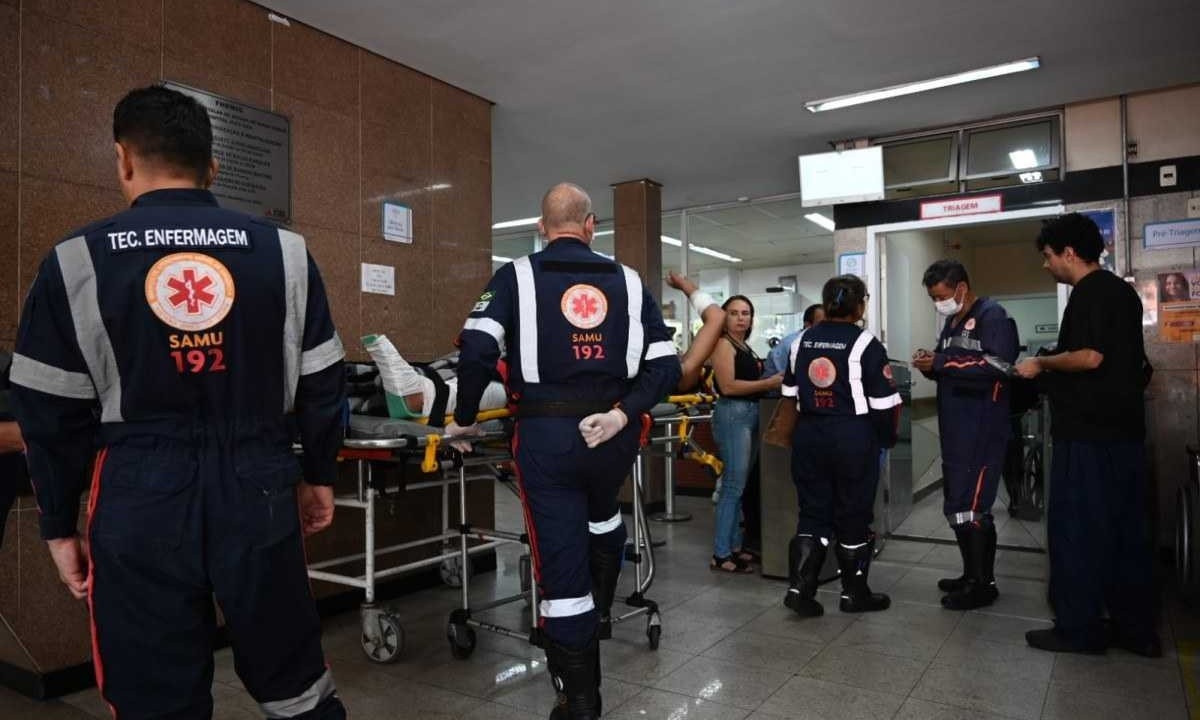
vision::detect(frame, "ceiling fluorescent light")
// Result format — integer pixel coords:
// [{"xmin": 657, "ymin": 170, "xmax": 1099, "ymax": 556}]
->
[
  {"xmin": 491, "ymin": 216, "xmax": 540, "ymax": 230},
  {"xmin": 804, "ymin": 213, "xmax": 836, "ymax": 232},
  {"xmin": 660, "ymin": 235, "xmax": 742, "ymax": 263},
  {"xmin": 804, "ymin": 56, "xmax": 1040, "ymax": 113},
  {"xmin": 1009, "ymin": 149, "xmax": 1039, "ymax": 169},
  {"xmin": 491, "ymin": 255, "xmax": 513, "ymax": 263},
  {"xmin": 593, "ymin": 230, "xmax": 615, "ymax": 236}
]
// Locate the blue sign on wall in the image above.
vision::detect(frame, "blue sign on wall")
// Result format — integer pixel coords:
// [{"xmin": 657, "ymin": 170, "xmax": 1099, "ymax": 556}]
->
[{"xmin": 1081, "ymin": 209, "xmax": 1116, "ymax": 272}]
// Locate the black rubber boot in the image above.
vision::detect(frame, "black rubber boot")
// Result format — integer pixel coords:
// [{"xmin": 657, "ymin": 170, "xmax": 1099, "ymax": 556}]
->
[
  {"xmin": 941, "ymin": 523, "xmax": 999, "ymax": 610},
  {"xmin": 937, "ymin": 524, "xmax": 970, "ymax": 593},
  {"xmin": 836, "ymin": 539, "xmax": 890, "ymax": 613},
  {"xmin": 783, "ymin": 535, "xmax": 826, "ymax": 617},
  {"xmin": 590, "ymin": 546, "xmax": 622, "ymax": 641},
  {"xmin": 546, "ymin": 634, "xmax": 600, "ymax": 720}
]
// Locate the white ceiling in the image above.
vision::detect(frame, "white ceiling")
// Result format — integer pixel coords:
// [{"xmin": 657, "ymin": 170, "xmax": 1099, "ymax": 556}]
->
[{"xmin": 260, "ymin": 0, "xmax": 1200, "ymax": 222}]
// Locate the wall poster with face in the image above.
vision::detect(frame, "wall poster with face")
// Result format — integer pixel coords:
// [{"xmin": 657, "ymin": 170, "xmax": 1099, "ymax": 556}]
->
[{"xmin": 1158, "ymin": 270, "xmax": 1200, "ymax": 343}]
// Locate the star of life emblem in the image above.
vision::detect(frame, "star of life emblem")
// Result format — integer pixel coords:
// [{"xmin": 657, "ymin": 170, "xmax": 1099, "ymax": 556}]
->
[
  {"xmin": 561, "ymin": 284, "xmax": 608, "ymax": 330},
  {"xmin": 808, "ymin": 357, "xmax": 837, "ymax": 388},
  {"xmin": 145, "ymin": 253, "xmax": 235, "ymax": 331}
]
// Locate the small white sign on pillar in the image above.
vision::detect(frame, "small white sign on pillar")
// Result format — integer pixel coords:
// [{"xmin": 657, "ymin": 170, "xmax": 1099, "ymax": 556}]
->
[
  {"xmin": 382, "ymin": 202, "xmax": 413, "ymax": 244},
  {"xmin": 361, "ymin": 263, "xmax": 395, "ymax": 296}
]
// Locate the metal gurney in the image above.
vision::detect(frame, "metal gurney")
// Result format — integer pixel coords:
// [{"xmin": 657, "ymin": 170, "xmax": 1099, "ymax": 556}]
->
[{"xmin": 310, "ymin": 402, "xmax": 674, "ymax": 663}]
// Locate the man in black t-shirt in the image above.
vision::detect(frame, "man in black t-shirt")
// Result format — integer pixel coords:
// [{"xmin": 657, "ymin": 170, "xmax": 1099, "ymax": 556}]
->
[{"xmin": 1015, "ymin": 213, "xmax": 1159, "ymax": 657}]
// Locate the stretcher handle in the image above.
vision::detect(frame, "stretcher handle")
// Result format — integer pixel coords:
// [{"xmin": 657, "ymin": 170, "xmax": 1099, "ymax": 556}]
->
[
  {"xmin": 411, "ymin": 407, "xmax": 514, "ymax": 426},
  {"xmin": 639, "ymin": 413, "xmax": 653, "ymax": 448},
  {"xmin": 664, "ymin": 393, "xmax": 716, "ymax": 406},
  {"xmin": 422, "ymin": 435, "xmax": 442, "ymax": 472}
]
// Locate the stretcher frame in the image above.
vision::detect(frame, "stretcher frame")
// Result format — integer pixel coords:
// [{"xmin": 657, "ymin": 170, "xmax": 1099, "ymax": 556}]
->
[{"xmin": 308, "ymin": 397, "xmax": 716, "ymax": 663}]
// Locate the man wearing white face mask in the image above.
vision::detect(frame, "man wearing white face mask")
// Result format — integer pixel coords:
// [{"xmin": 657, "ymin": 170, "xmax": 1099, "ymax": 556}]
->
[{"xmin": 913, "ymin": 260, "xmax": 1019, "ymax": 611}]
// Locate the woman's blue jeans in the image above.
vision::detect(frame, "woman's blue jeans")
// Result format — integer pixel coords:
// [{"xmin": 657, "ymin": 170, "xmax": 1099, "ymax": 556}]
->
[{"xmin": 712, "ymin": 397, "xmax": 760, "ymax": 558}]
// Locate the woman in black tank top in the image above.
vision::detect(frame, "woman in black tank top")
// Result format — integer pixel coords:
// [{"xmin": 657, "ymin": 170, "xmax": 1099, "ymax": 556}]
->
[{"xmin": 709, "ymin": 296, "xmax": 783, "ymax": 572}]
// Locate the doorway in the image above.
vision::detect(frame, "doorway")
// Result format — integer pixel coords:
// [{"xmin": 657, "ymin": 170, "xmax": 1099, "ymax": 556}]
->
[{"xmin": 867, "ymin": 206, "xmax": 1066, "ymax": 551}]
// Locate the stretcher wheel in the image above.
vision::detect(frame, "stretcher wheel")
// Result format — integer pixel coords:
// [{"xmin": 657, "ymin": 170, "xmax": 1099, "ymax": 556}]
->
[
  {"xmin": 646, "ymin": 612, "xmax": 661, "ymax": 651},
  {"xmin": 1177, "ymin": 484, "xmax": 1200, "ymax": 606},
  {"xmin": 361, "ymin": 613, "xmax": 404, "ymax": 664},
  {"xmin": 447, "ymin": 619, "xmax": 477, "ymax": 659},
  {"xmin": 440, "ymin": 555, "xmax": 472, "ymax": 587}
]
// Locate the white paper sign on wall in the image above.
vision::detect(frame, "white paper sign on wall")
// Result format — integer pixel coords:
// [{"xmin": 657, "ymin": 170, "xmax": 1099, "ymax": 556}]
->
[
  {"xmin": 361, "ymin": 263, "xmax": 395, "ymax": 296},
  {"xmin": 382, "ymin": 202, "xmax": 413, "ymax": 244}
]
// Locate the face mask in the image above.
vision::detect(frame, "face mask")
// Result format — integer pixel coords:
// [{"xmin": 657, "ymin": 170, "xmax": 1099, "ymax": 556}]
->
[{"xmin": 934, "ymin": 286, "xmax": 963, "ymax": 316}]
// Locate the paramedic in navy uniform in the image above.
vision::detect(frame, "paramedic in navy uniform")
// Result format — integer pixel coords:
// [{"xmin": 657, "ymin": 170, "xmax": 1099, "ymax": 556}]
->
[
  {"xmin": 771, "ymin": 274, "xmax": 901, "ymax": 618},
  {"xmin": 9, "ymin": 86, "xmax": 347, "ymax": 719},
  {"xmin": 913, "ymin": 260, "xmax": 1019, "ymax": 611},
  {"xmin": 447, "ymin": 183, "xmax": 681, "ymax": 719}
]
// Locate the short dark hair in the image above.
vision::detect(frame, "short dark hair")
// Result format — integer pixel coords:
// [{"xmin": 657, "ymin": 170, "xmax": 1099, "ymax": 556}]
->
[
  {"xmin": 722, "ymin": 294, "xmax": 756, "ymax": 340},
  {"xmin": 1036, "ymin": 213, "xmax": 1104, "ymax": 263},
  {"xmin": 802, "ymin": 304, "xmax": 823, "ymax": 325},
  {"xmin": 822, "ymin": 275, "xmax": 867, "ymax": 319},
  {"xmin": 113, "ymin": 85, "xmax": 213, "ymax": 183},
  {"xmin": 922, "ymin": 259, "xmax": 970, "ymax": 289}
]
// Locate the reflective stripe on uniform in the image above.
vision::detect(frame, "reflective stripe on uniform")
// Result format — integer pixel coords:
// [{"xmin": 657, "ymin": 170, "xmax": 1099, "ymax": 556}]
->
[
  {"xmin": 644, "ymin": 340, "xmax": 674, "ymax": 361},
  {"xmin": 9, "ymin": 352, "xmax": 97, "ymax": 399},
  {"xmin": 513, "ymin": 257, "xmax": 540, "ymax": 383},
  {"xmin": 781, "ymin": 384, "xmax": 798, "ymax": 397},
  {"xmin": 56, "ymin": 237, "xmax": 123, "ymax": 422},
  {"xmin": 623, "ymin": 267, "xmax": 644, "ymax": 378},
  {"xmin": 463, "ymin": 317, "xmax": 506, "ymax": 351},
  {"xmin": 539, "ymin": 593, "xmax": 595, "ymax": 618},
  {"xmin": 787, "ymin": 330, "xmax": 806, "ymax": 376},
  {"xmin": 948, "ymin": 511, "xmax": 986, "ymax": 525},
  {"xmin": 260, "ymin": 668, "xmax": 336, "ymax": 719},
  {"xmin": 279, "ymin": 229, "xmax": 308, "ymax": 413},
  {"xmin": 588, "ymin": 511, "xmax": 622, "ymax": 535},
  {"xmin": 868, "ymin": 393, "xmax": 902, "ymax": 411},
  {"xmin": 946, "ymin": 336, "xmax": 983, "ymax": 352},
  {"xmin": 300, "ymin": 335, "xmax": 345, "ymax": 376},
  {"xmin": 846, "ymin": 330, "xmax": 873, "ymax": 416}
]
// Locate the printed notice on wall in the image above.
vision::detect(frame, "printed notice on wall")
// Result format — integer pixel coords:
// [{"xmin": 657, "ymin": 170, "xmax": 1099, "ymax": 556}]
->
[
  {"xmin": 382, "ymin": 202, "xmax": 413, "ymax": 244},
  {"xmin": 166, "ymin": 82, "xmax": 292, "ymax": 223},
  {"xmin": 1157, "ymin": 270, "xmax": 1200, "ymax": 342},
  {"xmin": 361, "ymin": 263, "xmax": 395, "ymax": 296}
]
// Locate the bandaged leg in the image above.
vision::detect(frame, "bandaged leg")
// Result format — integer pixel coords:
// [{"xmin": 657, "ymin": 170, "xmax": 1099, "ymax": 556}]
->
[{"xmin": 362, "ymin": 335, "xmax": 427, "ymax": 411}]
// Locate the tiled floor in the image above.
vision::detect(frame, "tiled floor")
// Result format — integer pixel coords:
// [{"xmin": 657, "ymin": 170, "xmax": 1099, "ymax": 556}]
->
[{"xmin": 1, "ymin": 494, "xmax": 1194, "ymax": 720}]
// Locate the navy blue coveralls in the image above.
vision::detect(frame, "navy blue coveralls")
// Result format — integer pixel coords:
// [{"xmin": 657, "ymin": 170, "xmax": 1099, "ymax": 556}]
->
[
  {"xmin": 782, "ymin": 323, "xmax": 900, "ymax": 544},
  {"xmin": 927, "ymin": 298, "xmax": 1019, "ymax": 526},
  {"xmin": 10, "ymin": 189, "xmax": 347, "ymax": 720},
  {"xmin": 454, "ymin": 236, "xmax": 680, "ymax": 649}
]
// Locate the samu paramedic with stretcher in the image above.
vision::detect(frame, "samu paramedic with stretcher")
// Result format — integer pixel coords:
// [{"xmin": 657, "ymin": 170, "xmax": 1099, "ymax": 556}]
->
[
  {"xmin": 445, "ymin": 183, "xmax": 680, "ymax": 720},
  {"xmin": 913, "ymin": 259, "xmax": 1019, "ymax": 611},
  {"xmin": 9, "ymin": 86, "xmax": 347, "ymax": 720}
]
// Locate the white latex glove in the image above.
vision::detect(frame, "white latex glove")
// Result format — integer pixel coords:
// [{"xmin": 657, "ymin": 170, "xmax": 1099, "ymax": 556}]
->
[
  {"xmin": 578, "ymin": 408, "xmax": 628, "ymax": 449},
  {"xmin": 443, "ymin": 421, "xmax": 483, "ymax": 453}
]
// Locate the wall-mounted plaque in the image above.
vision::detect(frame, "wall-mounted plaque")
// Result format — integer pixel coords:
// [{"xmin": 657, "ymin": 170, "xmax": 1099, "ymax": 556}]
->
[{"xmin": 166, "ymin": 82, "xmax": 292, "ymax": 223}]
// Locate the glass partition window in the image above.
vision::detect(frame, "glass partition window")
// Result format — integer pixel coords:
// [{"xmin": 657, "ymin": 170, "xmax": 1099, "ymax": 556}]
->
[
  {"xmin": 875, "ymin": 113, "xmax": 1062, "ymax": 195},
  {"xmin": 883, "ymin": 134, "xmax": 957, "ymax": 190},
  {"xmin": 963, "ymin": 116, "xmax": 1060, "ymax": 179}
]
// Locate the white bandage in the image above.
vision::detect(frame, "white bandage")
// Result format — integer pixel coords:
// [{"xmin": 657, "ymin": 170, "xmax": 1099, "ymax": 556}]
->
[{"xmin": 689, "ymin": 291, "xmax": 716, "ymax": 316}]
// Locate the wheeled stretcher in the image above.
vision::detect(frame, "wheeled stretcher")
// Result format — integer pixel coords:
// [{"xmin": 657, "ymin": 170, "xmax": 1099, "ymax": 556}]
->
[{"xmin": 311, "ymin": 395, "xmax": 719, "ymax": 663}]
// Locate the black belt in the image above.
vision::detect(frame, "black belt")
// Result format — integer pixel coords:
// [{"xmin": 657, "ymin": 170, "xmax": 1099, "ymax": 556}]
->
[{"xmin": 516, "ymin": 399, "xmax": 615, "ymax": 418}]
